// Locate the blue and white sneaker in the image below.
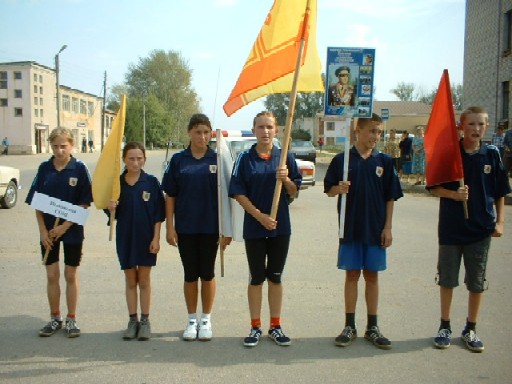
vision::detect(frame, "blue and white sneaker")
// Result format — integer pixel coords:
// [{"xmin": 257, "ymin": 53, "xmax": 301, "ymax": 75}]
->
[
  {"xmin": 243, "ymin": 328, "xmax": 262, "ymax": 347},
  {"xmin": 268, "ymin": 326, "xmax": 291, "ymax": 346},
  {"xmin": 461, "ymin": 329, "xmax": 484, "ymax": 352},
  {"xmin": 433, "ymin": 328, "xmax": 452, "ymax": 349}
]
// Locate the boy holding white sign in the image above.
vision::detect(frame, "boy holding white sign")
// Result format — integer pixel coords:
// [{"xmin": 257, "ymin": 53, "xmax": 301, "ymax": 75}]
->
[{"xmin": 26, "ymin": 128, "xmax": 92, "ymax": 338}]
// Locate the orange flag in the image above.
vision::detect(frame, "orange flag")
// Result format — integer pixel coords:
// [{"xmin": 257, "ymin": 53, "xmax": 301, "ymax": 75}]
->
[
  {"xmin": 424, "ymin": 70, "xmax": 464, "ymax": 187},
  {"xmin": 92, "ymin": 94, "xmax": 126, "ymax": 209},
  {"xmin": 223, "ymin": 0, "xmax": 323, "ymax": 117}
]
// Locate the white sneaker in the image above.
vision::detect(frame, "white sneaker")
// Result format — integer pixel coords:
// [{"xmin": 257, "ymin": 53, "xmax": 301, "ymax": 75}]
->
[
  {"xmin": 183, "ymin": 320, "xmax": 198, "ymax": 341},
  {"xmin": 198, "ymin": 319, "xmax": 212, "ymax": 341}
]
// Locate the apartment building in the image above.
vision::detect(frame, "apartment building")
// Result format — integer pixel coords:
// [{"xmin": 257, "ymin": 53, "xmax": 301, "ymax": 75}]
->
[
  {"xmin": 0, "ymin": 61, "xmax": 104, "ymax": 154},
  {"xmin": 464, "ymin": 0, "xmax": 512, "ymax": 132}
]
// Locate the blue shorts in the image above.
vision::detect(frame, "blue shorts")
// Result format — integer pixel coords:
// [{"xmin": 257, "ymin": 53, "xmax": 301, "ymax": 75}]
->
[{"xmin": 338, "ymin": 242, "xmax": 386, "ymax": 271}]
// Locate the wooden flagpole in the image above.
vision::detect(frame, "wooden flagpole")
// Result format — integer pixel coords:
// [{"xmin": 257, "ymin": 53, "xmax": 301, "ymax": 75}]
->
[{"xmin": 270, "ymin": 0, "xmax": 312, "ymax": 219}]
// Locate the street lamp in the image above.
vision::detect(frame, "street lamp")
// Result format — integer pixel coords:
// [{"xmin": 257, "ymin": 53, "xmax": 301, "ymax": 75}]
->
[{"xmin": 55, "ymin": 45, "xmax": 67, "ymax": 128}]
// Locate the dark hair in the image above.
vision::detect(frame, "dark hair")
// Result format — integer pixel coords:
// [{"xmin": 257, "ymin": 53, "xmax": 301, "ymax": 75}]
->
[
  {"xmin": 122, "ymin": 141, "xmax": 146, "ymax": 159},
  {"xmin": 460, "ymin": 106, "xmax": 488, "ymax": 124},
  {"xmin": 253, "ymin": 111, "xmax": 276, "ymax": 128},
  {"xmin": 335, "ymin": 66, "xmax": 350, "ymax": 77},
  {"xmin": 357, "ymin": 113, "xmax": 383, "ymax": 128},
  {"xmin": 187, "ymin": 113, "xmax": 212, "ymax": 131}
]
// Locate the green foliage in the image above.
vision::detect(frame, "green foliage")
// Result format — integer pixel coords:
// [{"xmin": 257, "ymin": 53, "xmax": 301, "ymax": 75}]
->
[
  {"xmin": 414, "ymin": 83, "xmax": 464, "ymax": 110},
  {"xmin": 263, "ymin": 91, "xmax": 324, "ymax": 126},
  {"xmin": 291, "ymin": 128, "xmax": 311, "ymax": 141},
  {"xmin": 391, "ymin": 82, "xmax": 415, "ymax": 101}
]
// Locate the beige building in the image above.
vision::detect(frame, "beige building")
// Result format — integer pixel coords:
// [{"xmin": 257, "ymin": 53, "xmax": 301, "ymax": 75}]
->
[
  {"xmin": 464, "ymin": 0, "xmax": 512, "ymax": 135},
  {"xmin": 0, "ymin": 61, "xmax": 105, "ymax": 154}
]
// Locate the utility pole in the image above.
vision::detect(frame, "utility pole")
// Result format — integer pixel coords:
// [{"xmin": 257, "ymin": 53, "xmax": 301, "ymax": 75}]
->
[
  {"xmin": 101, "ymin": 71, "xmax": 107, "ymax": 150},
  {"xmin": 55, "ymin": 45, "xmax": 67, "ymax": 128}
]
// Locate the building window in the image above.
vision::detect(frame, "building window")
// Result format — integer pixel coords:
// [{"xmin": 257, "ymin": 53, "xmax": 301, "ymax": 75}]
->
[
  {"xmin": 14, "ymin": 71, "xmax": 22, "ymax": 80},
  {"xmin": 14, "ymin": 107, "xmax": 23, "ymax": 117},
  {"xmin": 502, "ymin": 81, "xmax": 510, "ymax": 119},
  {"xmin": 33, "ymin": 73, "xmax": 38, "ymax": 82},
  {"xmin": 14, "ymin": 89, "xmax": 22, "ymax": 98},
  {"xmin": 40, "ymin": 109, "xmax": 44, "ymax": 118},
  {"xmin": 0, "ymin": 71, "xmax": 7, "ymax": 89},
  {"xmin": 0, "ymin": 99, "xmax": 7, "ymax": 107},
  {"xmin": 505, "ymin": 10, "xmax": 512, "ymax": 55},
  {"xmin": 88, "ymin": 101, "xmax": 94, "ymax": 116},
  {"xmin": 39, "ymin": 86, "xmax": 43, "ymax": 93},
  {"xmin": 62, "ymin": 95, "xmax": 70, "ymax": 111},
  {"xmin": 40, "ymin": 97, "xmax": 43, "ymax": 106},
  {"xmin": 80, "ymin": 99, "xmax": 87, "ymax": 114},
  {"xmin": 326, "ymin": 121, "xmax": 335, "ymax": 131},
  {"xmin": 39, "ymin": 74, "xmax": 42, "ymax": 82},
  {"xmin": 35, "ymin": 109, "xmax": 39, "ymax": 117},
  {"xmin": 34, "ymin": 97, "xmax": 38, "ymax": 105},
  {"xmin": 34, "ymin": 85, "xmax": 38, "ymax": 93},
  {"xmin": 72, "ymin": 97, "xmax": 78, "ymax": 113}
]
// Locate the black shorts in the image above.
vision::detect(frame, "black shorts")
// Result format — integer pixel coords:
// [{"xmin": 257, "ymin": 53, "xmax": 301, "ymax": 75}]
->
[
  {"xmin": 40, "ymin": 242, "xmax": 83, "ymax": 267},
  {"xmin": 177, "ymin": 233, "xmax": 218, "ymax": 282},
  {"xmin": 245, "ymin": 236, "xmax": 290, "ymax": 285}
]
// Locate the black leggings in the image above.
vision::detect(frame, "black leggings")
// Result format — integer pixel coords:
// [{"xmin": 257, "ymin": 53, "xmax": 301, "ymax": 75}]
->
[
  {"xmin": 244, "ymin": 236, "xmax": 290, "ymax": 285},
  {"xmin": 177, "ymin": 233, "xmax": 218, "ymax": 282}
]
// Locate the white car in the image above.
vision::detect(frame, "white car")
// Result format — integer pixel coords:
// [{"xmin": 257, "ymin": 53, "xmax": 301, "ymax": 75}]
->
[{"xmin": 0, "ymin": 165, "xmax": 20, "ymax": 208}]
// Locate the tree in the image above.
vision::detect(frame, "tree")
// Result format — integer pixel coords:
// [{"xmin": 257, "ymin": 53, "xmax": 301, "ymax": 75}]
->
[
  {"xmin": 391, "ymin": 82, "xmax": 415, "ymax": 101},
  {"xmin": 119, "ymin": 49, "xmax": 200, "ymax": 146},
  {"xmin": 414, "ymin": 83, "xmax": 464, "ymax": 110}
]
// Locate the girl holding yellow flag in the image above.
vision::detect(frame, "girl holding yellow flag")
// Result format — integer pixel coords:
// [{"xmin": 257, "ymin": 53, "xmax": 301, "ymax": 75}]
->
[{"xmin": 107, "ymin": 142, "xmax": 165, "ymax": 341}]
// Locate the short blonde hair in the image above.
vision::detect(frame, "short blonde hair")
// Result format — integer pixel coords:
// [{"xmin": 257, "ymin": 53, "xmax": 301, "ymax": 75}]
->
[
  {"xmin": 460, "ymin": 106, "xmax": 489, "ymax": 125},
  {"xmin": 49, "ymin": 127, "xmax": 74, "ymax": 145}
]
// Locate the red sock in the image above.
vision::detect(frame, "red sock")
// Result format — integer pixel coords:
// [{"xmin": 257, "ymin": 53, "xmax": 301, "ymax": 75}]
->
[
  {"xmin": 67, "ymin": 313, "xmax": 76, "ymax": 319},
  {"xmin": 270, "ymin": 317, "xmax": 281, "ymax": 329},
  {"xmin": 251, "ymin": 318, "xmax": 261, "ymax": 329},
  {"xmin": 51, "ymin": 310, "xmax": 61, "ymax": 318}
]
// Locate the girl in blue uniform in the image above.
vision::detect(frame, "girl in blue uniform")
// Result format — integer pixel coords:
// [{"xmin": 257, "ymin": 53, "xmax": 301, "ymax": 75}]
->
[
  {"xmin": 162, "ymin": 113, "xmax": 232, "ymax": 342},
  {"xmin": 229, "ymin": 111, "xmax": 302, "ymax": 347},
  {"xmin": 107, "ymin": 142, "xmax": 165, "ymax": 341},
  {"xmin": 25, "ymin": 127, "xmax": 92, "ymax": 338},
  {"xmin": 324, "ymin": 114, "xmax": 403, "ymax": 350}
]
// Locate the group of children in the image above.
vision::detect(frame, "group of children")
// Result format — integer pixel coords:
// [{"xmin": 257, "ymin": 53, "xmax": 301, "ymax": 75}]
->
[{"xmin": 25, "ymin": 107, "xmax": 509, "ymax": 353}]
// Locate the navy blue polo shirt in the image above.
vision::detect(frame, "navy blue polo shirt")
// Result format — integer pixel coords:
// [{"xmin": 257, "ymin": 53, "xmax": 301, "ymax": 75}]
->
[
  {"xmin": 429, "ymin": 142, "xmax": 511, "ymax": 245},
  {"xmin": 162, "ymin": 147, "xmax": 220, "ymax": 234},
  {"xmin": 25, "ymin": 156, "xmax": 92, "ymax": 244},
  {"xmin": 229, "ymin": 144, "xmax": 302, "ymax": 240},
  {"xmin": 113, "ymin": 170, "xmax": 165, "ymax": 268},
  {"xmin": 324, "ymin": 147, "xmax": 403, "ymax": 245}
]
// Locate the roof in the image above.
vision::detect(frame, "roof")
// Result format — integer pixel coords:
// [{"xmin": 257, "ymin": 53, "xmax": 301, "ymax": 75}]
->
[{"xmin": 373, "ymin": 101, "xmax": 432, "ymax": 116}]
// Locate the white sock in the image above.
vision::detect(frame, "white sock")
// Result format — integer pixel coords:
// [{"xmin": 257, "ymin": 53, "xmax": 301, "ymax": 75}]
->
[
  {"xmin": 188, "ymin": 313, "xmax": 197, "ymax": 323},
  {"xmin": 201, "ymin": 313, "xmax": 211, "ymax": 322}
]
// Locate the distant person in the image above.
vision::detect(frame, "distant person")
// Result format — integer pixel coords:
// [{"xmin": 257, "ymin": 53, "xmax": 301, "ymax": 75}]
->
[
  {"xmin": 428, "ymin": 107, "xmax": 511, "ymax": 352},
  {"xmin": 2, "ymin": 136, "xmax": 9, "ymax": 155},
  {"xmin": 491, "ymin": 125, "xmax": 505, "ymax": 159},
  {"xmin": 324, "ymin": 113, "xmax": 403, "ymax": 350},
  {"xmin": 383, "ymin": 129, "xmax": 401, "ymax": 173},
  {"xmin": 502, "ymin": 127, "xmax": 512, "ymax": 177},
  {"xmin": 81, "ymin": 137, "xmax": 87, "ymax": 153},
  {"xmin": 328, "ymin": 66, "xmax": 355, "ymax": 107},
  {"xmin": 229, "ymin": 111, "xmax": 301, "ymax": 347},
  {"xmin": 88, "ymin": 139, "xmax": 94, "ymax": 153},
  {"xmin": 107, "ymin": 142, "xmax": 165, "ymax": 341},
  {"xmin": 25, "ymin": 128, "xmax": 92, "ymax": 338},
  {"xmin": 399, "ymin": 132, "xmax": 413, "ymax": 181},
  {"xmin": 412, "ymin": 127, "xmax": 426, "ymax": 185},
  {"xmin": 317, "ymin": 137, "xmax": 324, "ymax": 152},
  {"xmin": 162, "ymin": 113, "xmax": 232, "ymax": 342}
]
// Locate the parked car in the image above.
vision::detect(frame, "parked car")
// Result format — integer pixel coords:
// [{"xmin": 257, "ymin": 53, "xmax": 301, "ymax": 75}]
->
[
  {"xmin": 290, "ymin": 140, "xmax": 317, "ymax": 163},
  {"xmin": 0, "ymin": 165, "xmax": 20, "ymax": 208},
  {"xmin": 209, "ymin": 136, "xmax": 316, "ymax": 189}
]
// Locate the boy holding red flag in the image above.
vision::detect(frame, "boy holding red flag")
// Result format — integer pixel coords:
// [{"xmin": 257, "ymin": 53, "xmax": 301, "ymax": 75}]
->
[{"xmin": 428, "ymin": 106, "xmax": 510, "ymax": 352}]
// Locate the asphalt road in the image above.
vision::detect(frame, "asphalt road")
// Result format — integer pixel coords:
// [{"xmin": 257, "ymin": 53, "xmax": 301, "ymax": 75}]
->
[{"xmin": 0, "ymin": 150, "xmax": 511, "ymax": 384}]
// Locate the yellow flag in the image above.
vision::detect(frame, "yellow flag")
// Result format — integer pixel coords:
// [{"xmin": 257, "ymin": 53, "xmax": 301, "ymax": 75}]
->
[
  {"xmin": 223, "ymin": 0, "xmax": 323, "ymax": 117},
  {"xmin": 92, "ymin": 94, "xmax": 126, "ymax": 209}
]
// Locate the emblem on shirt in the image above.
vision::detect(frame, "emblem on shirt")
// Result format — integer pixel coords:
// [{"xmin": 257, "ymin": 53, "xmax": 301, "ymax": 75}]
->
[
  {"xmin": 375, "ymin": 166, "xmax": 384, "ymax": 177},
  {"xmin": 69, "ymin": 177, "xmax": 78, "ymax": 186},
  {"xmin": 142, "ymin": 191, "xmax": 150, "ymax": 201},
  {"xmin": 209, "ymin": 165, "xmax": 217, "ymax": 173},
  {"xmin": 484, "ymin": 164, "xmax": 491, "ymax": 174}
]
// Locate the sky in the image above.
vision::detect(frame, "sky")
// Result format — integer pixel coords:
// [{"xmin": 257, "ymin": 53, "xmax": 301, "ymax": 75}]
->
[{"xmin": 0, "ymin": 0, "xmax": 465, "ymax": 131}]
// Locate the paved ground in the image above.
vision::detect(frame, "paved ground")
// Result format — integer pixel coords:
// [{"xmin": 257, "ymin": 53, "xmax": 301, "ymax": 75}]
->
[{"xmin": 0, "ymin": 150, "xmax": 511, "ymax": 384}]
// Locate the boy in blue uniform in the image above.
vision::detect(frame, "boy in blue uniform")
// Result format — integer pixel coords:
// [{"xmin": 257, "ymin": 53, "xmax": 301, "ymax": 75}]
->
[
  {"xmin": 26, "ymin": 128, "xmax": 92, "ymax": 338},
  {"xmin": 162, "ymin": 113, "xmax": 232, "ymax": 342},
  {"xmin": 324, "ymin": 113, "xmax": 402, "ymax": 350},
  {"xmin": 107, "ymin": 142, "xmax": 165, "ymax": 341},
  {"xmin": 429, "ymin": 107, "xmax": 510, "ymax": 352},
  {"xmin": 229, "ymin": 111, "xmax": 301, "ymax": 347}
]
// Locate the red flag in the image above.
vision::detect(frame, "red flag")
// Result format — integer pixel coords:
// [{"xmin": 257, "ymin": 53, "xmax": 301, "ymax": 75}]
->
[{"xmin": 424, "ymin": 70, "xmax": 464, "ymax": 187}]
